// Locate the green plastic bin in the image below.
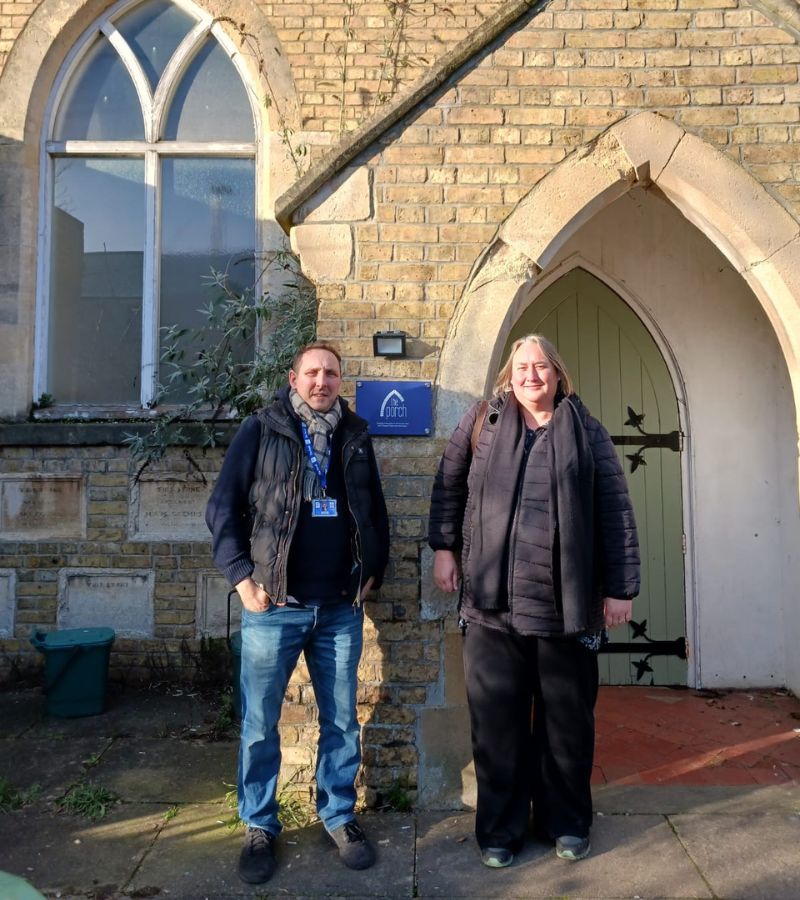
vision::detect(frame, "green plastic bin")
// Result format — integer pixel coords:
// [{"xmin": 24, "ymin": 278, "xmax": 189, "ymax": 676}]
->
[
  {"xmin": 30, "ymin": 627, "xmax": 115, "ymax": 718},
  {"xmin": 0, "ymin": 871, "xmax": 46, "ymax": 900}
]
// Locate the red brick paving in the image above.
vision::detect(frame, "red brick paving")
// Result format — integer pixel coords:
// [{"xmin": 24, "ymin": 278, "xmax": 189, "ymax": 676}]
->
[{"xmin": 593, "ymin": 686, "xmax": 800, "ymax": 786}]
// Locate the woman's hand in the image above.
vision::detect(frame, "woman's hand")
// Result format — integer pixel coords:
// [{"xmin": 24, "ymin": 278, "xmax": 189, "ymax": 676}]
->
[
  {"xmin": 359, "ymin": 576, "xmax": 375, "ymax": 602},
  {"xmin": 434, "ymin": 549, "xmax": 461, "ymax": 593},
  {"xmin": 236, "ymin": 576, "xmax": 271, "ymax": 612},
  {"xmin": 604, "ymin": 597, "xmax": 632, "ymax": 628}
]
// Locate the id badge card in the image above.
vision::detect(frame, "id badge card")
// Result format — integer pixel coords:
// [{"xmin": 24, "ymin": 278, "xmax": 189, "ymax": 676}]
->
[{"xmin": 312, "ymin": 498, "xmax": 338, "ymax": 518}]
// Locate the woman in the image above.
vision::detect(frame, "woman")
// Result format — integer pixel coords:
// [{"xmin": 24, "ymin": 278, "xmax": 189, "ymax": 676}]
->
[{"xmin": 428, "ymin": 334, "xmax": 640, "ymax": 868}]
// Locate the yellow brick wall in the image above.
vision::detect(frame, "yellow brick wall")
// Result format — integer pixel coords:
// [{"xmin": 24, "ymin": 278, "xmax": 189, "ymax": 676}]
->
[
  {"xmin": 311, "ymin": 0, "xmax": 800, "ymax": 389},
  {"xmin": 0, "ymin": 438, "xmax": 436, "ymax": 802},
  {"xmin": 0, "ymin": 1, "xmax": 504, "ymax": 120},
  {"xmin": 2, "ymin": 0, "xmax": 799, "ymax": 804},
  {"xmin": 4, "ymin": 2, "xmax": 794, "ymax": 201}
]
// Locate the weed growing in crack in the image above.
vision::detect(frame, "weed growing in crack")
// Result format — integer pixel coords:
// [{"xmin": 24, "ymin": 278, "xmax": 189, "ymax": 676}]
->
[
  {"xmin": 58, "ymin": 782, "xmax": 120, "ymax": 820},
  {"xmin": 0, "ymin": 776, "xmax": 43, "ymax": 812}
]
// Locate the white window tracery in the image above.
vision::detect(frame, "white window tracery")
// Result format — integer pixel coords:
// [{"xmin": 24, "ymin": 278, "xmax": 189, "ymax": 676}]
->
[{"xmin": 35, "ymin": 0, "xmax": 259, "ymax": 410}]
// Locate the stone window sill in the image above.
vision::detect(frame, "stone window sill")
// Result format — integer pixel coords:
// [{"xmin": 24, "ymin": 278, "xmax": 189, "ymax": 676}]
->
[{"xmin": 0, "ymin": 421, "xmax": 237, "ymax": 448}]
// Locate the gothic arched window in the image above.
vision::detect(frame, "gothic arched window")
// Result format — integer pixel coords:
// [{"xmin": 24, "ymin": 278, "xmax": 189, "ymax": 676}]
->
[{"xmin": 36, "ymin": 0, "xmax": 257, "ymax": 408}]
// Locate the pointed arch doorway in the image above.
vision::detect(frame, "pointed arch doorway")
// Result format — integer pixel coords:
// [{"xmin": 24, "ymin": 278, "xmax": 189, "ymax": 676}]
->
[{"xmin": 506, "ymin": 267, "xmax": 687, "ymax": 686}]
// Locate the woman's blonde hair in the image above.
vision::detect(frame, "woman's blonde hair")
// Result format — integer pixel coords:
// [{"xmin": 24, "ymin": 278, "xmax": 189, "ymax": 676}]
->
[{"xmin": 494, "ymin": 334, "xmax": 575, "ymax": 396}]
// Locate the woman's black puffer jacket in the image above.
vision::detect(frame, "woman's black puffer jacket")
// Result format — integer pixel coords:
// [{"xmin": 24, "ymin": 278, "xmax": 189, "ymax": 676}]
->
[{"xmin": 428, "ymin": 393, "xmax": 640, "ymax": 635}]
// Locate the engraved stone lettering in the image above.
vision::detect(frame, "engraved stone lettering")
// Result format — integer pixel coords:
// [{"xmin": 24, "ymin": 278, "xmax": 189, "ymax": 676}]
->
[
  {"xmin": 59, "ymin": 570, "xmax": 154, "ymax": 637},
  {"xmin": 132, "ymin": 479, "xmax": 211, "ymax": 540},
  {"xmin": 0, "ymin": 478, "xmax": 84, "ymax": 539}
]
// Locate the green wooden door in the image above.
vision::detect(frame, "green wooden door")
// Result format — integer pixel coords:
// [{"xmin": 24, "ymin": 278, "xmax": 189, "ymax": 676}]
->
[{"xmin": 507, "ymin": 268, "xmax": 686, "ymax": 685}]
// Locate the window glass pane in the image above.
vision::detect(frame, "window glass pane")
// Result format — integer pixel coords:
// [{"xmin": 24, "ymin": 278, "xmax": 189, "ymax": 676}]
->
[
  {"xmin": 48, "ymin": 159, "xmax": 145, "ymax": 402},
  {"xmin": 163, "ymin": 39, "xmax": 254, "ymax": 141},
  {"xmin": 53, "ymin": 35, "xmax": 144, "ymax": 140},
  {"xmin": 159, "ymin": 158, "xmax": 255, "ymax": 403},
  {"xmin": 115, "ymin": 0, "xmax": 197, "ymax": 91}
]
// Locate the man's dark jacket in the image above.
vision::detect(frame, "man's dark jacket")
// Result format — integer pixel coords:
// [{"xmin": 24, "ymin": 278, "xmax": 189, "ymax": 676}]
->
[{"xmin": 206, "ymin": 386, "xmax": 390, "ymax": 603}]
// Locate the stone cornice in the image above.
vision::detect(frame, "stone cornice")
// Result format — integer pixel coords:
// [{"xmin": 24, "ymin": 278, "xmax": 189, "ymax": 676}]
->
[{"xmin": 0, "ymin": 422, "xmax": 237, "ymax": 447}]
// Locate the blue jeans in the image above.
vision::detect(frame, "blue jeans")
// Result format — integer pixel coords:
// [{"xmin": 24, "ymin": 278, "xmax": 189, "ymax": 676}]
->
[{"xmin": 238, "ymin": 600, "xmax": 364, "ymax": 834}]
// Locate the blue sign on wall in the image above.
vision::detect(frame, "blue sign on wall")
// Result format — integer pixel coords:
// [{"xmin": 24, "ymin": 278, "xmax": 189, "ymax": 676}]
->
[{"xmin": 355, "ymin": 381, "xmax": 433, "ymax": 436}]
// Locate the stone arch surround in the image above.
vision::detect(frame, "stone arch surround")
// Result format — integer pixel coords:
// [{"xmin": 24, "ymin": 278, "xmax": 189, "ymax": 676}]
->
[{"xmin": 436, "ymin": 112, "xmax": 800, "ymax": 456}]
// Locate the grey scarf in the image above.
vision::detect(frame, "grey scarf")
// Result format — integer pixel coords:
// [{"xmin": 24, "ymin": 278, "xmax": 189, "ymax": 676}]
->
[
  {"xmin": 468, "ymin": 393, "xmax": 597, "ymax": 635},
  {"xmin": 548, "ymin": 395, "xmax": 596, "ymax": 635},
  {"xmin": 289, "ymin": 389, "xmax": 342, "ymax": 500}
]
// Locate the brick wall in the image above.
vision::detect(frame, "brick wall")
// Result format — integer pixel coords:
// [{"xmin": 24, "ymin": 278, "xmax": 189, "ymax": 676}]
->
[
  {"xmin": 0, "ymin": 1, "xmax": 502, "ymax": 120},
  {"xmin": 311, "ymin": 0, "xmax": 800, "ymax": 387},
  {"xmin": 0, "ymin": 434, "xmax": 440, "ymax": 802},
  {"xmin": 2, "ymin": 0, "xmax": 799, "ymax": 804},
  {"xmin": 303, "ymin": 0, "xmax": 800, "ymax": 800},
  {"xmin": 4, "ymin": 1, "xmax": 795, "ymax": 197},
  {"xmin": 262, "ymin": 0, "xmax": 504, "ymax": 132},
  {"xmin": 0, "ymin": 447, "xmax": 216, "ymax": 678}
]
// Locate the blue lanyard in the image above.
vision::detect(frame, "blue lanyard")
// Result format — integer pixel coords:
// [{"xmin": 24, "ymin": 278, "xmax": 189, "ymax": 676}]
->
[{"xmin": 300, "ymin": 422, "xmax": 330, "ymax": 495}]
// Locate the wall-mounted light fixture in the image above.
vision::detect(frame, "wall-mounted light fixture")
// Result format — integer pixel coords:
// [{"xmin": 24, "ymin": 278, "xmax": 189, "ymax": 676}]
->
[{"xmin": 372, "ymin": 330, "xmax": 407, "ymax": 358}]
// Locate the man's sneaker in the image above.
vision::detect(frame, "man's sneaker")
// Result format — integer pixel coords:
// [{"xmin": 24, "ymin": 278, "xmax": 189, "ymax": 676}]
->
[
  {"xmin": 480, "ymin": 846, "xmax": 514, "ymax": 868},
  {"xmin": 238, "ymin": 826, "xmax": 277, "ymax": 884},
  {"xmin": 555, "ymin": 835, "xmax": 591, "ymax": 861},
  {"xmin": 328, "ymin": 819, "xmax": 376, "ymax": 870}
]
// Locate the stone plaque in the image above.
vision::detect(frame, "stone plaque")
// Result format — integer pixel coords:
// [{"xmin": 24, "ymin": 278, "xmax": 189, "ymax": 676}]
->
[
  {"xmin": 0, "ymin": 476, "xmax": 85, "ymax": 540},
  {"xmin": 58, "ymin": 570, "xmax": 154, "ymax": 637},
  {"xmin": 197, "ymin": 573, "xmax": 240, "ymax": 638},
  {"xmin": 131, "ymin": 478, "xmax": 213, "ymax": 541},
  {"xmin": 0, "ymin": 570, "xmax": 15, "ymax": 637}
]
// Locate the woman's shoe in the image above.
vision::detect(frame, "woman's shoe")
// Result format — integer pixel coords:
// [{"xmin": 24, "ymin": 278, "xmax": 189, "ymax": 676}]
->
[
  {"xmin": 555, "ymin": 835, "xmax": 590, "ymax": 860},
  {"xmin": 480, "ymin": 846, "xmax": 514, "ymax": 868}
]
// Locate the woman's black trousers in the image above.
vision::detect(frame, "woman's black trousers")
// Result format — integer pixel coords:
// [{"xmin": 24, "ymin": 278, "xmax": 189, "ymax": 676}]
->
[{"xmin": 463, "ymin": 623, "xmax": 599, "ymax": 852}]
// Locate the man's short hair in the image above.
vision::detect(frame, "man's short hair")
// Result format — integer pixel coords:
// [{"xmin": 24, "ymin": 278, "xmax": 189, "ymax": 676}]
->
[{"xmin": 291, "ymin": 341, "xmax": 343, "ymax": 373}]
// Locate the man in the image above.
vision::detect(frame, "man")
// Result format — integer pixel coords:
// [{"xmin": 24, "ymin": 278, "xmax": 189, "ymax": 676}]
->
[{"xmin": 206, "ymin": 341, "xmax": 390, "ymax": 885}]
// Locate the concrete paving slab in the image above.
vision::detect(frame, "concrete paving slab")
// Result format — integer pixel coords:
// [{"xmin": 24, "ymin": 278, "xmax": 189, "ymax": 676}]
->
[
  {"xmin": 0, "ymin": 802, "xmax": 169, "ymax": 896},
  {"xmin": 415, "ymin": 811, "xmax": 712, "ymax": 898},
  {"xmin": 274, "ymin": 812, "xmax": 415, "ymax": 898},
  {"xmin": 130, "ymin": 807, "xmax": 415, "ymax": 898},
  {"xmin": 20, "ymin": 686, "xmax": 219, "ymax": 741},
  {"xmin": 92, "ymin": 737, "xmax": 238, "ymax": 803},
  {"xmin": 672, "ymin": 812, "xmax": 800, "ymax": 900},
  {"xmin": 594, "ymin": 783, "xmax": 800, "ymax": 816},
  {"xmin": 0, "ymin": 735, "xmax": 111, "ymax": 804},
  {"xmin": 125, "ymin": 801, "xmax": 244, "ymax": 898},
  {"xmin": 0, "ymin": 688, "xmax": 44, "ymax": 736}
]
